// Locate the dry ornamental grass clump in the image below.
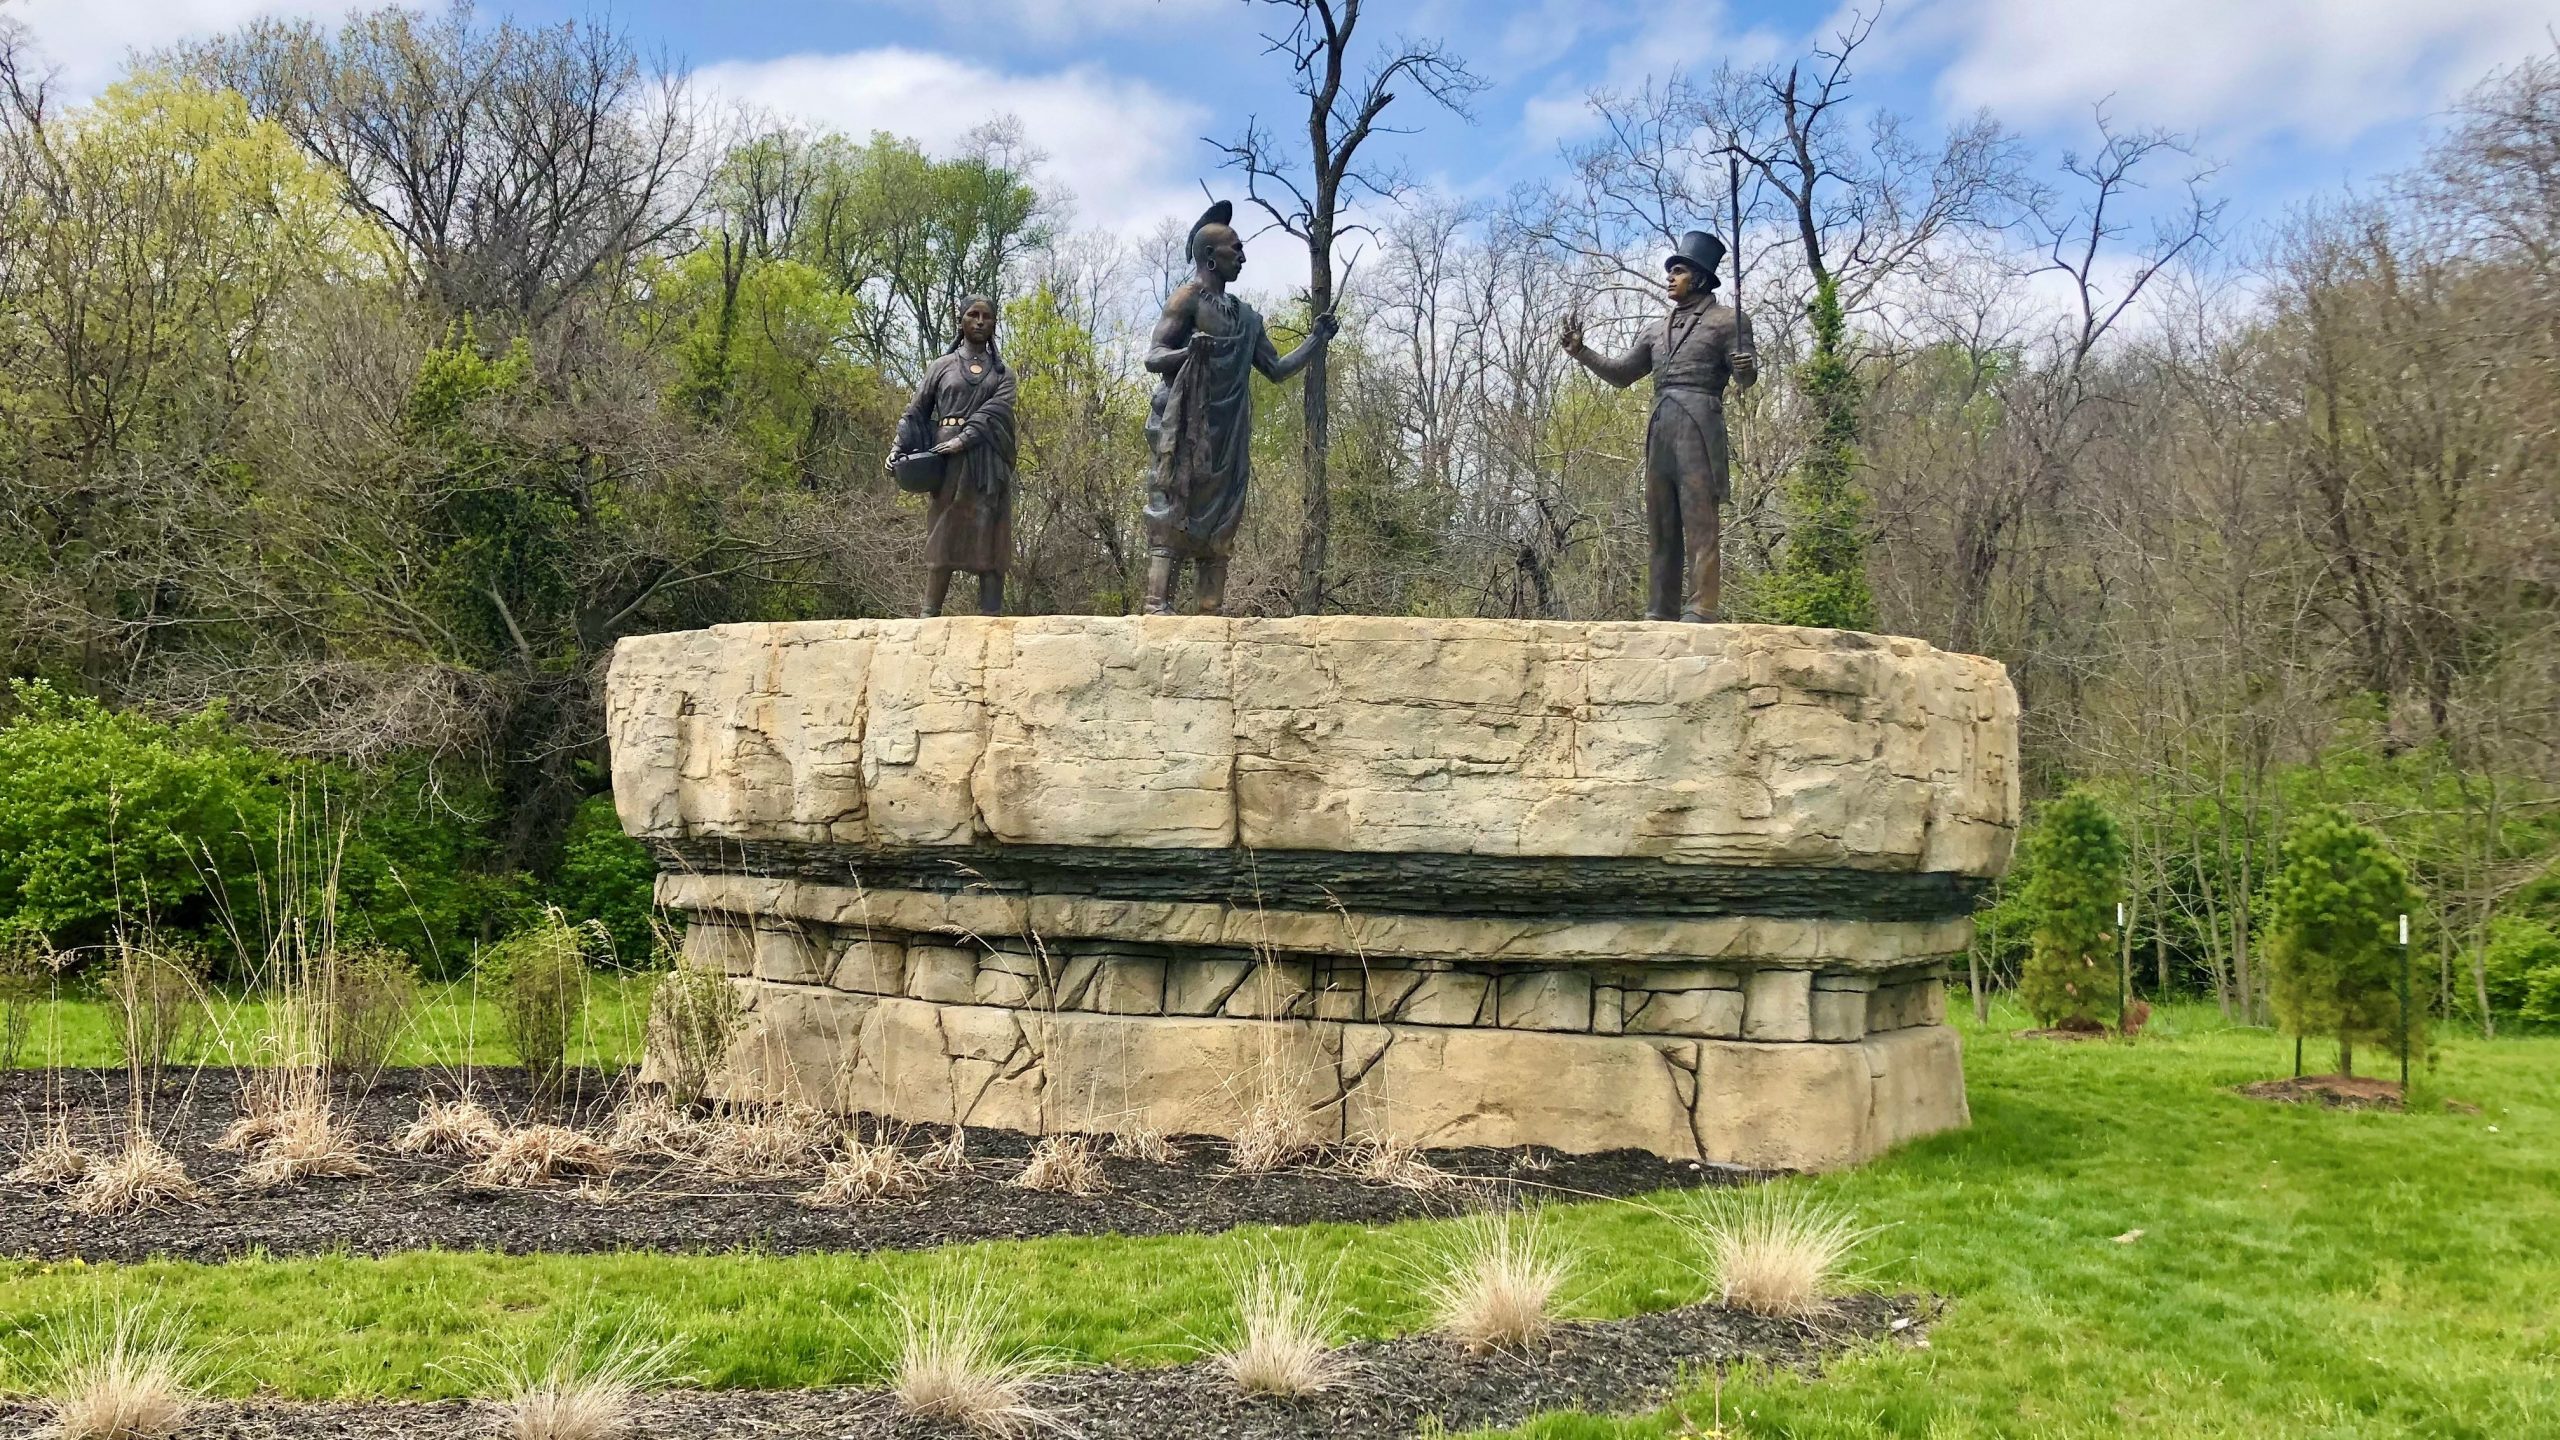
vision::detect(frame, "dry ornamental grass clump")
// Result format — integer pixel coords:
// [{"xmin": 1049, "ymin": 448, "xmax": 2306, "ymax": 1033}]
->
[
  {"xmin": 1011, "ymin": 1135, "xmax": 1106, "ymax": 1197},
  {"xmin": 1105, "ymin": 1124, "xmax": 1181, "ymax": 1164},
  {"xmin": 1687, "ymin": 1187, "xmax": 1873, "ymax": 1320},
  {"xmin": 1215, "ymin": 1257, "xmax": 1348, "ymax": 1398},
  {"xmin": 67, "ymin": 1137, "xmax": 205, "ymax": 1216},
  {"xmin": 468, "ymin": 1125, "xmax": 618, "ymax": 1188},
  {"xmin": 1339, "ymin": 1133, "xmax": 1452, "ymax": 1192},
  {"xmin": 1421, "ymin": 1211, "xmax": 1572, "ymax": 1354},
  {"xmin": 238, "ymin": 1102, "xmax": 374, "ymax": 1188},
  {"xmin": 482, "ymin": 1319, "xmax": 685, "ymax": 1440},
  {"xmin": 6, "ymin": 1122, "xmax": 92, "ymax": 1187},
  {"xmin": 1226, "ymin": 1099, "xmax": 1318, "ymax": 1175},
  {"xmin": 29, "ymin": 1307, "xmax": 204, "ymax": 1440},
  {"xmin": 886, "ymin": 1283, "xmax": 1058, "ymax": 1437},
  {"xmin": 700, "ymin": 1103, "xmax": 836, "ymax": 1178},
  {"xmin": 799, "ymin": 1142, "xmax": 928, "ymax": 1207},
  {"xmin": 604, "ymin": 1092, "xmax": 713, "ymax": 1159},
  {"xmin": 921, "ymin": 1125, "xmax": 969, "ymax": 1176},
  {"xmin": 394, "ymin": 1094, "xmax": 504, "ymax": 1157}
]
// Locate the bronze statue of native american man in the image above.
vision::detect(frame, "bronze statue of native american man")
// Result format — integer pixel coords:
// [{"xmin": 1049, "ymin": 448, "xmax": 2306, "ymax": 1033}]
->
[
  {"xmin": 1140, "ymin": 200, "xmax": 1338, "ymax": 615},
  {"xmin": 1562, "ymin": 230, "xmax": 1758, "ymax": 622}
]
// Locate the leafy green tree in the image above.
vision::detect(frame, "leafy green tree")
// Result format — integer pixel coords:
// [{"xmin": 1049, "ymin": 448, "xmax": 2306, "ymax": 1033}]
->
[
  {"xmin": 1752, "ymin": 278, "xmax": 1876, "ymax": 631},
  {"xmin": 2262, "ymin": 808, "xmax": 2421, "ymax": 1077},
  {"xmin": 2017, "ymin": 790, "xmax": 2127, "ymax": 1030},
  {"xmin": 551, "ymin": 794, "xmax": 659, "ymax": 966}
]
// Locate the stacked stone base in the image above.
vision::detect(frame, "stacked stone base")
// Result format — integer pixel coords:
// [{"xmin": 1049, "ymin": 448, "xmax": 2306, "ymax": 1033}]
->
[{"xmin": 674, "ymin": 894, "xmax": 1968, "ymax": 1171}]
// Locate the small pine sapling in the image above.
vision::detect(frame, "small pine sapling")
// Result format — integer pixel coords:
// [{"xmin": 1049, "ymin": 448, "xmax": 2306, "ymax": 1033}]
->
[
  {"xmin": 2262, "ymin": 807, "xmax": 2421, "ymax": 1079},
  {"xmin": 2016, "ymin": 790, "xmax": 2127, "ymax": 1031}
]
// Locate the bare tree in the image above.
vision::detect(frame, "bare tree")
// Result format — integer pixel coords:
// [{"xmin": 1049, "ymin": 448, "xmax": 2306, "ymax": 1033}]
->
[
  {"xmin": 1211, "ymin": 0, "xmax": 1483, "ymax": 613},
  {"xmin": 187, "ymin": 4, "xmax": 706, "ymax": 323}
]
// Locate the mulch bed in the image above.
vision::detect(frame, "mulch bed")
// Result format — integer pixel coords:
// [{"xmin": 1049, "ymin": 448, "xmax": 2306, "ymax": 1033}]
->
[
  {"xmin": 0, "ymin": 1294, "xmax": 1928, "ymax": 1439},
  {"xmin": 2236, "ymin": 1074, "xmax": 2406, "ymax": 1110},
  {"xmin": 0, "ymin": 1067, "xmax": 1745, "ymax": 1265}
]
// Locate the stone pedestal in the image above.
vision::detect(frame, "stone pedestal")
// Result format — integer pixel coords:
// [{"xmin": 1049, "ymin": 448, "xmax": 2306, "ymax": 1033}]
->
[{"xmin": 607, "ymin": 615, "xmax": 2018, "ymax": 1170}]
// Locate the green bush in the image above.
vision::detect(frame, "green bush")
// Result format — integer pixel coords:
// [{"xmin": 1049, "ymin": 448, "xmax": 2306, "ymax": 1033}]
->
[
  {"xmin": 2262, "ymin": 807, "xmax": 2421, "ymax": 1077},
  {"xmin": 2017, "ymin": 790, "xmax": 2126, "ymax": 1030},
  {"xmin": 2492, "ymin": 917, "xmax": 2560, "ymax": 1027},
  {"xmin": 0, "ymin": 682, "xmax": 279, "ymax": 951},
  {"xmin": 483, "ymin": 908, "xmax": 593, "ymax": 1100},
  {"xmin": 552, "ymin": 794, "xmax": 658, "ymax": 965}
]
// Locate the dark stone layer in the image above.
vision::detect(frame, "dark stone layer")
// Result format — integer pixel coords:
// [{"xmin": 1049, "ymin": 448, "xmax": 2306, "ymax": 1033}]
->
[{"xmin": 645, "ymin": 838, "xmax": 1991, "ymax": 923}]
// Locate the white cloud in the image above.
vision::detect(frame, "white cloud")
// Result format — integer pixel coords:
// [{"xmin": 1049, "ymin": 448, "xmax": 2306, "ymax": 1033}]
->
[
  {"xmin": 862, "ymin": 0, "xmax": 1221, "ymax": 46},
  {"xmin": 700, "ymin": 47, "xmax": 1214, "ymax": 240},
  {"xmin": 11, "ymin": 0, "xmax": 353, "ymax": 90},
  {"xmin": 1914, "ymin": 0, "xmax": 2556, "ymax": 145}
]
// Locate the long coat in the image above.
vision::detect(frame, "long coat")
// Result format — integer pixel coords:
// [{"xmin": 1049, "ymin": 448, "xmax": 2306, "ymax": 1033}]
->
[
  {"xmin": 897, "ymin": 348, "xmax": 1018, "ymax": 574},
  {"xmin": 1577, "ymin": 299, "xmax": 1757, "ymax": 505}
]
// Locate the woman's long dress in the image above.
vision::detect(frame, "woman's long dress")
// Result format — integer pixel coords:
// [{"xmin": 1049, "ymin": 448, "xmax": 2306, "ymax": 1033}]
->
[{"xmin": 896, "ymin": 348, "xmax": 1018, "ymax": 575}]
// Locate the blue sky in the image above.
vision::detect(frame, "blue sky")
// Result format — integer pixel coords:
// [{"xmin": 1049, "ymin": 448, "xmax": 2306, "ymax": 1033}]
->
[{"xmin": 22, "ymin": 0, "xmax": 2560, "ymax": 273}]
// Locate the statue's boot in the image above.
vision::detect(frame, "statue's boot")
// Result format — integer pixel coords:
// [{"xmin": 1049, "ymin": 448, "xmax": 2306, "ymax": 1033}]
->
[
  {"xmin": 977, "ymin": 571, "xmax": 1006, "ymax": 616},
  {"xmin": 1142, "ymin": 556, "xmax": 1180, "ymax": 615},
  {"xmin": 1194, "ymin": 558, "xmax": 1230, "ymax": 616},
  {"xmin": 921, "ymin": 566, "xmax": 954, "ymax": 619}
]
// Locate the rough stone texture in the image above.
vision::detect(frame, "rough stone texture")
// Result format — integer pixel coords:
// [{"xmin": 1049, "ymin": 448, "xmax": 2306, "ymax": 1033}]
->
[
  {"xmin": 615, "ymin": 616, "xmax": 2019, "ymax": 1169},
  {"xmin": 1741, "ymin": 969, "xmax": 1814, "ymax": 1042},
  {"xmin": 610, "ymin": 617, "xmax": 2018, "ymax": 874}
]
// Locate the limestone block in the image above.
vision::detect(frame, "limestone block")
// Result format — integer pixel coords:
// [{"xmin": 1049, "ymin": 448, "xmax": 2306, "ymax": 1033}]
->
[
  {"xmin": 1165, "ymin": 958, "xmax": 1253, "ymax": 1016},
  {"xmin": 841, "ymin": 998, "xmax": 1037, "ymax": 1129},
  {"xmin": 1341, "ymin": 1025, "xmax": 1700, "ymax": 1158},
  {"xmin": 752, "ymin": 924, "xmax": 830, "ymax": 986},
  {"xmin": 714, "ymin": 984, "xmax": 877, "ymax": 1110},
  {"xmin": 974, "ymin": 962, "xmax": 1045, "ymax": 1009},
  {"xmin": 1919, "ymin": 977, "xmax": 1948, "ymax": 1025},
  {"xmin": 1593, "ymin": 986, "xmax": 1627, "ymax": 1036},
  {"xmin": 1863, "ymin": 1025, "xmax": 1969, "ymax": 1154},
  {"xmin": 1089, "ymin": 955, "xmax": 1168, "ymax": 1015},
  {"xmin": 1630, "ymin": 964, "xmax": 1742, "ymax": 993},
  {"xmin": 1692, "ymin": 1038, "xmax": 1872, "ymax": 1171},
  {"xmin": 1037, "ymin": 1010, "xmax": 1345, "ymax": 1140},
  {"xmin": 1810, "ymin": 987, "xmax": 1869, "ymax": 1043},
  {"xmin": 829, "ymin": 939, "xmax": 907, "ymax": 996},
  {"xmin": 684, "ymin": 921, "xmax": 754, "ymax": 977},
  {"xmin": 1497, "ymin": 969, "xmax": 1593, "ymax": 1032},
  {"xmin": 1361, "ymin": 966, "xmax": 1427, "ymax": 1018},
  {"xmin": 1382, "ymin": 970, "xmax": 1491, "ymax": 1026},
  {"xmin": 1221, "ymin": 960, "xmax": 1316, "ymax": 1019},
  {"xmin": 973, "ymin": 619, "xmax": 1237, "ymax": 850},
  {"xmin": 1741, "ymin": 969, "xmax": 1814, "ymax": 1042},
  {"xmin": 904, "ymin": 945, "xmax": 979, "ymax": 1006},
  {"xmin": 1624, "ymin": 987, "xmax": 1744, "ymax": 1039}
]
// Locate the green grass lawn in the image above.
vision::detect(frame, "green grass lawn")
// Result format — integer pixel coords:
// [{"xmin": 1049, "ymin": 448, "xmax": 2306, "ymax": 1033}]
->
[
  {"xmin": 3, "ymin": 1002, "xmax": 2555, "ymax": 1438},
  {"xmin": 2, "ymin": 972, "xmax": 650, "ymax": 1073}
]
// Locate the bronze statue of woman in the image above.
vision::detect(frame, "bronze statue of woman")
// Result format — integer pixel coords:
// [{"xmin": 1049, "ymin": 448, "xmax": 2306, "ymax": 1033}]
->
[{"xmin": 890, "ymin": 295, "xmax": 1018, "ymax": 616}]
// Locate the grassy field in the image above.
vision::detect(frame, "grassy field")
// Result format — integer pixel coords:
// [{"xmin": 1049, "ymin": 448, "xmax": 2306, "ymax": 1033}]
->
[
  {"xmin": 2, "ymin": 1001, "xmax": 2554, "ymax": 1438},
  {"xmin": 2, "ymin": 972, "xmax": 650, "ymax": 1073}
]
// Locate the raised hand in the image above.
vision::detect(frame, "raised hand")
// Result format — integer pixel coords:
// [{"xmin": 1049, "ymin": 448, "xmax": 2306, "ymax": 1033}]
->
[
  {"xmin": 1559, "ymin": 314, "xmax": 1584, "ymax": 354},
  {"xmin": 1312, "ymin": 311, "xmax": 1341, "ymax": 344}
]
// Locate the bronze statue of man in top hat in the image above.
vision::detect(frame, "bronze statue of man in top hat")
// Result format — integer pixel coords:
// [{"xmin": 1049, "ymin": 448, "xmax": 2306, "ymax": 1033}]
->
[
  {"xmin": 1139, "ymin": 200, "xmax": 1338, "ymax": 615},
  {"xmin": 1561, "ymin": 230, "xmax": 1757, "ymax": 622}
]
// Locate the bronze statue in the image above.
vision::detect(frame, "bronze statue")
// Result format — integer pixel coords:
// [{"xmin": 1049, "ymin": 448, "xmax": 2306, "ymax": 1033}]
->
[
  {"xmin": 1562, "ymin": 230, "xmax": 1757, "ymax": 622},
  {"xmin": 891, "ymin": 295, "xmax": 1018, "ymax": 616},
  {"xmin": 1140, "ymin": 200, "xmax": 1338, "ymax": 615}
]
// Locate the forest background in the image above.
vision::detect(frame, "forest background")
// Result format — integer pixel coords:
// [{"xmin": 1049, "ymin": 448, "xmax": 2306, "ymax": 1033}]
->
[{"xmin": 0, "ymin": 3, "xmax": 2553, "ymax": 1041}]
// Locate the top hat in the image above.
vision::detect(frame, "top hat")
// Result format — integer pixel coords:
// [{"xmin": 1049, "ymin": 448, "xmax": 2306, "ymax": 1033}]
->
[
  {"xmin": 1665, "ymin": 230, "xmax": 1727, "ymax": 285},
  {"xmin": 1189, "ymin": 199, "xmax": 1236, "ymax": 259}
]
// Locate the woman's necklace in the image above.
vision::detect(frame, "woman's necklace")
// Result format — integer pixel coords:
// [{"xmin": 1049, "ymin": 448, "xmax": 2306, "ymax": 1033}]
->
[{"xmin": 962, "ymin": 342, "xmax": 989, "ymax": 381}]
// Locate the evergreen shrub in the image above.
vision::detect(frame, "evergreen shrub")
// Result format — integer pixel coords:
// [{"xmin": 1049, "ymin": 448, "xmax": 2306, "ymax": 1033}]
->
[
  {"xmin": 2262, "ymin": 807, "xmax": 2421, "ymax": 1076},
  {"xmin": 2017, "ymin": 790, "xmax": 2126, "ymax": 1030}
]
